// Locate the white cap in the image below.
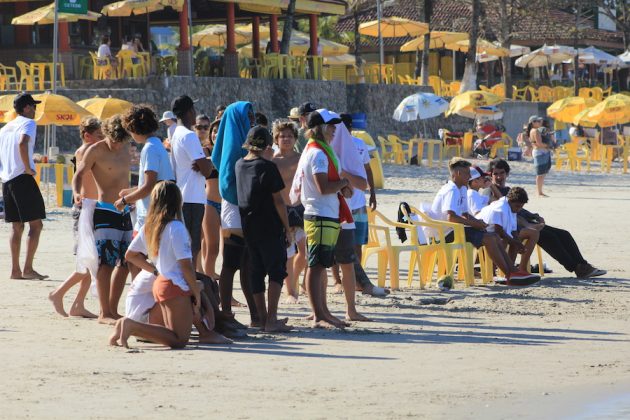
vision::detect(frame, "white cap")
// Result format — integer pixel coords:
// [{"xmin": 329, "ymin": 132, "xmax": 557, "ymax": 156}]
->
[{"xmin": 159, "ymin": 111, "xmax": 176, "ymax": 122}]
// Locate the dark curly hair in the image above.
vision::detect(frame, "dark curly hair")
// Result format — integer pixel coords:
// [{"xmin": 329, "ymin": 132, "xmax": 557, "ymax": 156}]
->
[
  {"xmin": 487, "ymin": 158, "xmax": 510, "ymax": 175},
  {"xmin": 507, "ymin": 186, "xmax": 528, "ymax": 204},
  {"xmin": 103, "ymin": 115, "xmax": 131, "ymax": 143},
  {"xmin": 121, "ymin": 104, "xmax": 159, "ymax": 136}
]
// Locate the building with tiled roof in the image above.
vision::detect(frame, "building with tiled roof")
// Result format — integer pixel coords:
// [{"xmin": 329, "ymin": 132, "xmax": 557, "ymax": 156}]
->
[{"xmin": 337, "ymin": 0, "xmax": 624, "ymax": 52}]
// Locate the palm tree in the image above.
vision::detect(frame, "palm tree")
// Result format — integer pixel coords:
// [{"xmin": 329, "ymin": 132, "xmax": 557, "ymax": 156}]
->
[
  {"xmin": 280, "ymin": 0, "xmax": 297, "ymax": 54},
  {"xmin": 418, "ymin": 0, "xmax": 432, "ymax": 85},
  {"xmin": 460, "ymin": 0, "xmax": 480, "ymax": 92}
]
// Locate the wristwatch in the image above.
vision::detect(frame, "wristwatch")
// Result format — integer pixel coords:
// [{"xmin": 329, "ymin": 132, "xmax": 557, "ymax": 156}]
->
[
  {"xmin": 121, "ymin": 196, "xmax": 127, "ymax": 205},
  {"xmin": 153, "ymin": 268, "xmax": 158, "ymax": 276}
]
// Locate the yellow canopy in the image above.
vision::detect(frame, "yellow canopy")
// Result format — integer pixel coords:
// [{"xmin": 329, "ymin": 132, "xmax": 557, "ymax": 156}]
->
[
  {"xmin": 359, "ymin": 17, "xmax": 429, "ymax": 38},
  {"xmin": 12, "ymin": 3, "xmax": 100, "ymax": 25},
  {"xmin": 446, "ymin": 90, "xmax": 504, "ymax": 117},
  {"xmin": 579, "ymin": 94, "xmax": 630, "ymax": 127},
  {"xmin": 547, "ymin": 97, "xmax": 599, "ymax": 124},
  {"xmin": 213, "ymin": 0, "xmax": 346, "ymax": 15},
  {"xmin": 445, "ymin": 39, "xmax": 510, "ymax": 57},
  {"xmin": 572, "ymin": 107, "xmax": 600, "ymax": 128},
  {"xmin": 77, "ymin": 97, "xmax": 133, "ymax": 120},
  {"xmin": 235, "ymin": 23, "xmax": 272, "ymax": 39},
  {"xmin": 193, "ymin": 25, "xmax": 253, "ymax": 48},
  {"xmin": 400, "ymin": 31, "xmax": 469, "ymax": 52},
  {"xmin": 30, "ymin": 93, "xmax": 92, "ymax": 126},
  {"xmin": 0, "ymin": 94, "xmax": 17, "ymax": 123},
  {"xmin": 239, "ymin": 29, "xmax": 348, "ymax": 57},
  {"xmin": 101, "ymin": 0, "xmax": 183, "ymax": 17}
]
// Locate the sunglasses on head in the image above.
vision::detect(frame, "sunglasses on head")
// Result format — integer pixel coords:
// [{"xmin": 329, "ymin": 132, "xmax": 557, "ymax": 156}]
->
[{"xmin": 195, "ymin": 124, "xmax": 209, "ymax": 130}]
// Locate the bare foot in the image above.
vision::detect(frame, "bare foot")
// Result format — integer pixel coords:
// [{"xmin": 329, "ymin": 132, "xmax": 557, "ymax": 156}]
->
[
  {"xmin": 109, "ymin": 319, "xmax": 123, "ymax": 346},
  {"xmin": 312, "ymin": 319, "xmax": 336, "ymax": 329},
  {"xmin": 284, "ymin": 295, "xmax": 299, "ymax": 304},
  {"xmin": 346, "ymin": 312, "xmax": 372, "ymax": 322},
  {"xmin": 231, "ymin": 297, "xmax": 247, "ymax": 308},
  {"xmin": 324, "ymin": 315, "xmax": 346, "ymax": 329},
  {"xmin": 48, "ymin": 291, "xmax": 68, "ymax": 317},
  {"xmin": 69, "ymin": 305, "xmax": 98, "ymax": 319},
  {"xmin": 333, "ymin": 283, "xmax": 344, "ymax": 294},
  {"xmin": 250, "ymin": 319, "xmax": 263, "ymax": 328},
  {"xmin": 198, "ymin": 330, "xmax": 233, "ymax": 344},
  {"xmin": 304, "ymin": 313, "xmax": 315, "ymax": 321},
  {"xmin": 118, "ymin": 318, "xmax": 132, "ymax": 348},
  {"xmin": 538, "ymin": 193, "xmax": 549, "ymax": 197},
  {"xmin": 98, "ymin": 316, "xmax": 118, "ymax": 325},
  {"xmin": 10, "ymin": 270, "xmax": 24, "ymax": 280},
  {"xmin": 22, "ymin": 270, "xmax": 49, "ymax": 280},
  {"xmin": 300, "ymin": 284, "xmax": 307, "ymax": 296},
  {"xmin": 265, "ymin": 320, "xmax": 293, "ymax": 332}
]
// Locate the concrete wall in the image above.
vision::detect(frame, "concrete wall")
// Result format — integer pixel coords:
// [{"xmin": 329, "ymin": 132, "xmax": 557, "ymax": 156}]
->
[{"xmin": 32, "ymin": 77, "xmax": 551, "ymax": 152}]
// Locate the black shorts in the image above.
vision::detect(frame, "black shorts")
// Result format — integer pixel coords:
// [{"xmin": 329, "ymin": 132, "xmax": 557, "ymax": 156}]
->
[
  {"xmin": 334, "ymin": 228, "xmax": 357, "ymax": 264},
  {"xmin": 246, "ymin": 234, "xmax": 288, "ymax": 295},
  {"xmin": 182, "ymin": 202, "xmax": 204, "ymax": 255},
  {"xmin": 445, "ymin": 226, "xmax": 485, "ymax": 249},
  {"xmin": 2, "ymin": 174, "xmax": 46, "ymax": 223},
  {"xmin": 287, "ymin": 204, "xmax": 305, "ymax": 228},
  {"xmin": 223, "ymin": 234, "xmax": 245, "ymax": 271}
]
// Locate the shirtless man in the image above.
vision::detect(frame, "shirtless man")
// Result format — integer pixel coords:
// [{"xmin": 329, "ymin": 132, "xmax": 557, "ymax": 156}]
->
[
  {"xmin": 272, "ymin": 119, "xmax": 304, "ymax": 303},
  {"xmin": 49, "ymin": 117, "xmax": 103, "ymax": 318},
  {"xmin": 73, "ymin": 115, "xmax": 132, "ymax": 324}
]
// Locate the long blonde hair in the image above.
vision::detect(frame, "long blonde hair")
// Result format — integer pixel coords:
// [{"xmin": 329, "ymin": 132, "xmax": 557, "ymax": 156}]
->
[{"xmin": 144, "ymin": 181, "xmax": 183, "ymax": 258}]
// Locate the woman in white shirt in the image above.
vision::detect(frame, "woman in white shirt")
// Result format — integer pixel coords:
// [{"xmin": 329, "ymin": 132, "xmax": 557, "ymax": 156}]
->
[{"xmin": 110, "ymin": 181, "xmax": 200, "ymax": 349}]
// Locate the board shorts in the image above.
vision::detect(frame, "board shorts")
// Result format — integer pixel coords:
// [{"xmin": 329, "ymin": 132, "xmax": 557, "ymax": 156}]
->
[
  {"xmin": 152, "ymin": 274, "xmax": 190, "ymax": 303},
  {"xmin": 352, "ymin": 206, "xmax": 369, "ymax": 246},
  {"xmin": 221, "ymin": 199, "xmax": 242, "ymax": 230},
  {"xmin": 2, "ymin": 173, "xmax": 46, "ymax": 223},
  {"xmin": 334, "ymin": 228, "xmax": 357, "ymax": 264},
  {"xmin": 533, "ymin": 148, "xmax": 552, "ymax": 176},
  {"xmin": 93, "ymin": 201, "xmax": 133, "ymax": 267},
  {"xmin": 304, "ymin": 215, "xmax": 340, "ymax": 268}
]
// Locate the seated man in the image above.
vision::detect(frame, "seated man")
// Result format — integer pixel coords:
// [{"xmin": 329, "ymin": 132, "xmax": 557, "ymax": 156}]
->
[
  {"xmin": 484, "ymin": 158, "xmax": 606, "ymax": 278},
  {"xmin": 477, "ymin": 187, "xmax": 540, "ymax": 275},
  {"xmin": 431, "ymin": 158, "xmax": 539, "ymax": 285}
]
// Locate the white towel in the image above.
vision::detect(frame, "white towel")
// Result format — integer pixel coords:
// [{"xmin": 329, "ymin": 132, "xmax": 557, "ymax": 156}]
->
[
  {"xmin": 75, "ymin": 198, "xmax": 98, "ymax": 293},
  {"xmin": 125, "ymin": 269, "xmax": 157, "ymax": 322},
  {"xmin": 331, "ymin": 123, "xmax": 366, "ymax": 179}
]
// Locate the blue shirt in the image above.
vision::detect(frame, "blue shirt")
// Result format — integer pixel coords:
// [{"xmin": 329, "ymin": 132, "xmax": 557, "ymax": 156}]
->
[{"xmin": 137, "ymin": 137, "xmax": 174, "ymax": 216}]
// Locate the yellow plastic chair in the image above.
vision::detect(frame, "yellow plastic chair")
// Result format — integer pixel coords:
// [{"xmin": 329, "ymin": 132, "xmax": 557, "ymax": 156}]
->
[
  {"xmin": 621, "ymin": 136, "xmax": 629, "ymax": 174},
  {"xmin": 479, "ymin": 84, "xmax": 490, "ymax": 92},
  {"xmin": 590, "ymin": 87, "xmax": 603, "ymax": 102},
  {"xmin": 428, "ymin": 75, "xmax": 442, "ymax": 95},
  {"xmin": 490, "ymin": 84, "xmax": 505, "ymax": 98},
  {"xmin": 526, "ymin": 86, "xmax": 540, "ymax": 102},
  {"xmin": 387, "ymin": 134, "xmax": 413, "ymax": 164},
  {"xmin": 78, "ymin": 56, "xmax": 93, "ymax": 79},
  {"xmin": 16, "ymin": 61, "xmax": 36, "ymax": 90},
  {"xmin": 0, "ymin": 64, "xmax": 19, "ymax": 89},
  {"xmin": 602, "ymin": 86, "xmax": 613, "ymax": 98},
  {"xmin": 513, "ymin": 85, "xmax": 528, "ymax": 101},
  {"xmin": 307, "ymin": 55, "xmax": 323, "ymax": 80},
  {"xmin": 578, "ymin": 87, "xmax": 591, "ymax": 99},
  {"xmin": 353, "ymin": 130, "xmax": 385, "ymax": 188},
  {"xmin": 117, "ymin": 50, "xmax": 144, "ymax": 78},
  {"xmin": 442, "ymin": 137, "xmax": 462, "ymax": 159},
  {"xmin": 378, "ymin": 135, "xmax": 405, "ymax": 165},
  {"xmin": 89, "ymin": 51, "xmax": 115, "ymax": 80},
  {"xmin": 555, "ymin": 142, "xmax": 590, "ymax": 172},
  {"xmin": 537, "ymin": 86, "xmax": 554, "ymax": 102},
  {"xmin": 600, "ymin": 136, "xmax": 625, "ymax": 173},
  {"xmin": 449, "ymin": 81, "xmax": 461, "ymax": 95},
  {"xmin": 362, "ymin": 211, "xmax": 390, "ymax": 288},
  {"xmin": 489, "ymin": 133, "xmax": 511, "ymax": 159},
  {"xmin": 463, "ymin": 132, "xmax": 474, "ymax": 157}
]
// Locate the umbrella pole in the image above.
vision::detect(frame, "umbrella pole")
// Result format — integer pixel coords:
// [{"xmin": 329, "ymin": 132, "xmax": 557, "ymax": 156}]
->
[{"xmin": 52, "ymin": 0, "xmax": 58, "ymax": 93}]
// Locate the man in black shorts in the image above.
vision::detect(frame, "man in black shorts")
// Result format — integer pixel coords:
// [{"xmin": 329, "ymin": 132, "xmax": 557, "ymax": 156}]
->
[{"xmin": 0, "ymin": 93, "xmax": 48, "ymax": 280}]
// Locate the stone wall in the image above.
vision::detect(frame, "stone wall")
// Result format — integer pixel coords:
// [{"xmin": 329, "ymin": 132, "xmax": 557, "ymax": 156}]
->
[{"xmin": 38, "ymin": 77, "xmax": 552, "ymax": 152}]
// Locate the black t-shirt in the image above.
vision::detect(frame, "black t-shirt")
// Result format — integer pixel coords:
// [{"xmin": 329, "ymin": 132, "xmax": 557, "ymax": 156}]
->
[{"xmin": 235, "ymin": 157, "xmax": 285, "ymax": 242}]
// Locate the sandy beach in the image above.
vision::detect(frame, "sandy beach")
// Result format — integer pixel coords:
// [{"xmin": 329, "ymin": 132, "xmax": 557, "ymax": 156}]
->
[{"xmin": 1, "ymin": 159, "xmax": 629, "ymax": 419}]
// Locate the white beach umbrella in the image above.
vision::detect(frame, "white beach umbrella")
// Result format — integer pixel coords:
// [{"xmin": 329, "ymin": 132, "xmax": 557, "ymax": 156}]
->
[
  {"xmin": 515, "ymin": 44, "xmax": 576, "ymax": 68},
  {"xmin": 574, "ymin": 46, "xmax": 626, "ymax": 68},
  {"xmin": 393, "ymin": 92, "xmax": 449, "ymax": 122},
  {"xmin": 618, "ymin": 50, "xmax": 630, "ymax": 64}
]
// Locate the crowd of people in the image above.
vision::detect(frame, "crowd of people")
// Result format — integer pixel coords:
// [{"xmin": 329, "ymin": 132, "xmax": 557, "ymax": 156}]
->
[{"xmin": 0, "ymin": 92, "xmax": 607, "ymax": 350}]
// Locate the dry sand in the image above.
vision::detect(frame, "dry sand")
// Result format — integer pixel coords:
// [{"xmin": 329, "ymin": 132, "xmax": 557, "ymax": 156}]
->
[{"xmin": 1, "ymin": 159, "xmax": 629, "ymax": 419}]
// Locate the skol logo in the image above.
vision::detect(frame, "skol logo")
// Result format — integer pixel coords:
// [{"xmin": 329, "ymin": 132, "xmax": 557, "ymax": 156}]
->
[
  {"xmin": 471, "ymin": 93, "xmax": 485, "ymax": 106},
  {"xmin": 56, "ymin": 114, "xmax": 73, "ymax": 121}
]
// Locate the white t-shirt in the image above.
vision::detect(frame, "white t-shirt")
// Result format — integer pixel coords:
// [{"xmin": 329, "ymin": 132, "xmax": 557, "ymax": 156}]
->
[
  {"xmin": 128, "ymin": 221, "xmax": 193, "ymax": 291},
  {"xmin": 348, "ymin": 137, "xmax": 371, "ymax": 211},
  {"xmin": 431, "ymin": 180, "xmax": 469, "ymax": 235},
  {"xmin": 477, "ymin": 197, "xmax": 517, "ymax": 238},
  {"xmin": 0, "ymin": 115, "xmax": 37, "ymax": 182},
  {"xmin": 167, "ymin": 124, "xmax": 176, "ymax": 140},
  {"xmin": 97, "ymin": 44, "xmax": 111, "ymax": 58},
  {"xmin": 170, "ymin": 125, "xmax": 206, "ymax": 204},
  {"xmin": 467, "ymin": 188, "xmax": 489, "ymax": 216},
  {"xmin": 301, "ymin": 147, "xmax": 340, "ymax": 219}
]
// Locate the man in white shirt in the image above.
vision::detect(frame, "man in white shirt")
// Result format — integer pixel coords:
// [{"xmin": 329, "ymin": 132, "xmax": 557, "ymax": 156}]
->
[
  {"xmin": 431, "ymin": 158, "xmax": 539, "ymax": 285},
  {"xmin": 0, "ymin": 93, "xmax": 48, "ymax": 280},
  {"xmin": 467, "ymin": 165, "xmax": 491, "ymax": 216},
  {"xmin": 169, "ymin": 95, "xmax": 211, "ymax": 266},
  {"xmin": 159, "ymin": 111, "xmax": 177, "ymax": 151}
]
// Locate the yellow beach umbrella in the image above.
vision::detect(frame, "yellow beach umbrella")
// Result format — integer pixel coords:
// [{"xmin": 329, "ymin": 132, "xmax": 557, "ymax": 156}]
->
[
  {"xmin": 446, "ymin": 90, "xmax": 504, "ymax": 117},
  {"xmin": 445, "ymin": 39, "xmax": 510, "ymax": 57},
  {"xmin": 32, "ymin": 93, "xmax": 93, "ymax": 126},
  {"xmin": 239, "ymin": 30, "xmax": 348, "ymax": 57},
  {"xmin": 400, "ymin": 31, "xmax": 469, "ymax": 52},
  {"xmin": 235, "ymin": 23, "xmax": 272, "ymax": 39},
  {"xmin": 0, "ymin": 94, "xmax": 17, "ymax": 123},
  {"xmin": 101, "ymin": 0, "xmax": 183, "ymax": 16},
  {"xmin": 359, "ymin": 17, "xmax": 429, "ymax": 38},
  {"xmin": 193, "ymin": 25, "xmax": 252, "ymax": 48},
  {"xmin": 77, "ymin": 97, "xmax": 133, "ymax": 120},
  {"xmin": 573, "ymin": 108, "xmax": 600, "ymax": 128},
  {"xmin": 582, "ymin": 94, "xmax": 630, "ymax": 126},
  {"xmin": 12, "ymin": 3, "xmax": 100, "ymax": 25},
  {"xmin": 547, "ymin": 97, "xmax": 599, "ymax": 123}
]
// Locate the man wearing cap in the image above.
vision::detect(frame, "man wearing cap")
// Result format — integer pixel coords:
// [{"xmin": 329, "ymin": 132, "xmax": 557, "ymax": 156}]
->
[
  {"xmin": 293, "ymin": 102, "xmax": 317, "ymax": 154},
  {"xmin": 159, "ymin": 111, "xmax": 177, "ymax": 151},
  {"xmin": 236, "ymin": 126, "xmax": 292, "ymax": 332},
  {"xmin": 0, "ymin": 93, "xmax": 47, "ymax": 280},
  {"xmin": 169, "ymin": 95, "xmax": 212, "ymax": 267},
  {"xmin": 467, "ymin": 165, "xmax": 493, "ymax": 216}
]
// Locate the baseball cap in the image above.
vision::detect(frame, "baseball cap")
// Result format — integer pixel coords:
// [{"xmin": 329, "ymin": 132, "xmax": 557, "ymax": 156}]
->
[
  {"xmin": 171, "ymin": 95, "xmax": 198, "ymax": 117},
  {"xmin": 14, "ymin": 93, "xmax": 41, "ymax": 111},
  {"xmin": 339, "ymin": 113, "xmax": 353, "ymax": 130},
  {"xmin": 528, "ymin": 115, "xmax": 543, "ymax": 124},
  {"xmin": 307, "ymin": 109, "xmax": 342, "ymax": 128},
  {"xmin": 243, "ymin": 125, "xmax": 273, "ymax": 151},
  {"xmin": 288, "ymin": 107, "xmax": 300, "ymax": 120},
  {"xmin": 159, "ymin": 111, "xmax": 176, "ymax": 122},
  {"xmin": 298, "ymin": 102, "xmax": 317, "ymax": 116},
  {"xmin": 470, "ymin": 165, "xmax": 489, "ymax": 181}
]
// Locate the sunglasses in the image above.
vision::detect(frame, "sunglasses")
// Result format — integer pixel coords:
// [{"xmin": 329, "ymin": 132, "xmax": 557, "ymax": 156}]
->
[{"xmin": 195, "ymin": 124, "xmax": 210, "ymax": 130}]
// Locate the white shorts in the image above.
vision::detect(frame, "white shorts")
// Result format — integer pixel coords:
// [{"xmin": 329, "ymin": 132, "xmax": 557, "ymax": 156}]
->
[
  {"xmin": 220, "ymin": 199, "xmax": 242, "ymax": 230},
  {"xmin": 125, "ymin": 269, "xmax": 156, "ymax": 322},
  {"xmin": 287, "ymin": 228, "xmax": 306, "ymax": 259}
]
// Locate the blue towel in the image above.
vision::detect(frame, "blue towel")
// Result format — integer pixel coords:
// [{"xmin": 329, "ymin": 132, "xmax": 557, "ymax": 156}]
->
[{"xmin": 211, "ymin": 101, "xmax": 252, "ymax": 206}]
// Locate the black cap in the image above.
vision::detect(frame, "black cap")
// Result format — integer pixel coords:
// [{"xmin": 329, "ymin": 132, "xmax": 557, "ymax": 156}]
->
[
  {"xmin": 307, "ymin": 109, "xmax": 342, "ymax": 129},
  {"xmin": 339, "ymin": 113, "xmax": 352, "ymax": 130},
  {"xmin": 298, "ymin": 102, "xmax": 317, "ymax": 116},
  {"xmin": 171, "ymin": 95, "xmax": 197, "ymax": 118},
  {"xmin": 14, "ymin": 93, "xmax": 41, "ymax": 112},
  {"xmin": 243, "ymin": 125, "xmax": 273, "ymax": 151}
]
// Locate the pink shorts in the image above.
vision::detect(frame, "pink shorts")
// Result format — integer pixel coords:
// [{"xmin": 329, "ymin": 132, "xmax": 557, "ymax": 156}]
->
[{"xmin": 152, "ymin": 275, "xmax": 190, "ymax": 303}]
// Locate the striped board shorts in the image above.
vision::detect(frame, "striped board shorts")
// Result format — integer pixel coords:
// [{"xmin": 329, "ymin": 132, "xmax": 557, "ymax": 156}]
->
[{"xmin": 304, "ymin": 215, "xmax": 340, "ymax": 268}]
